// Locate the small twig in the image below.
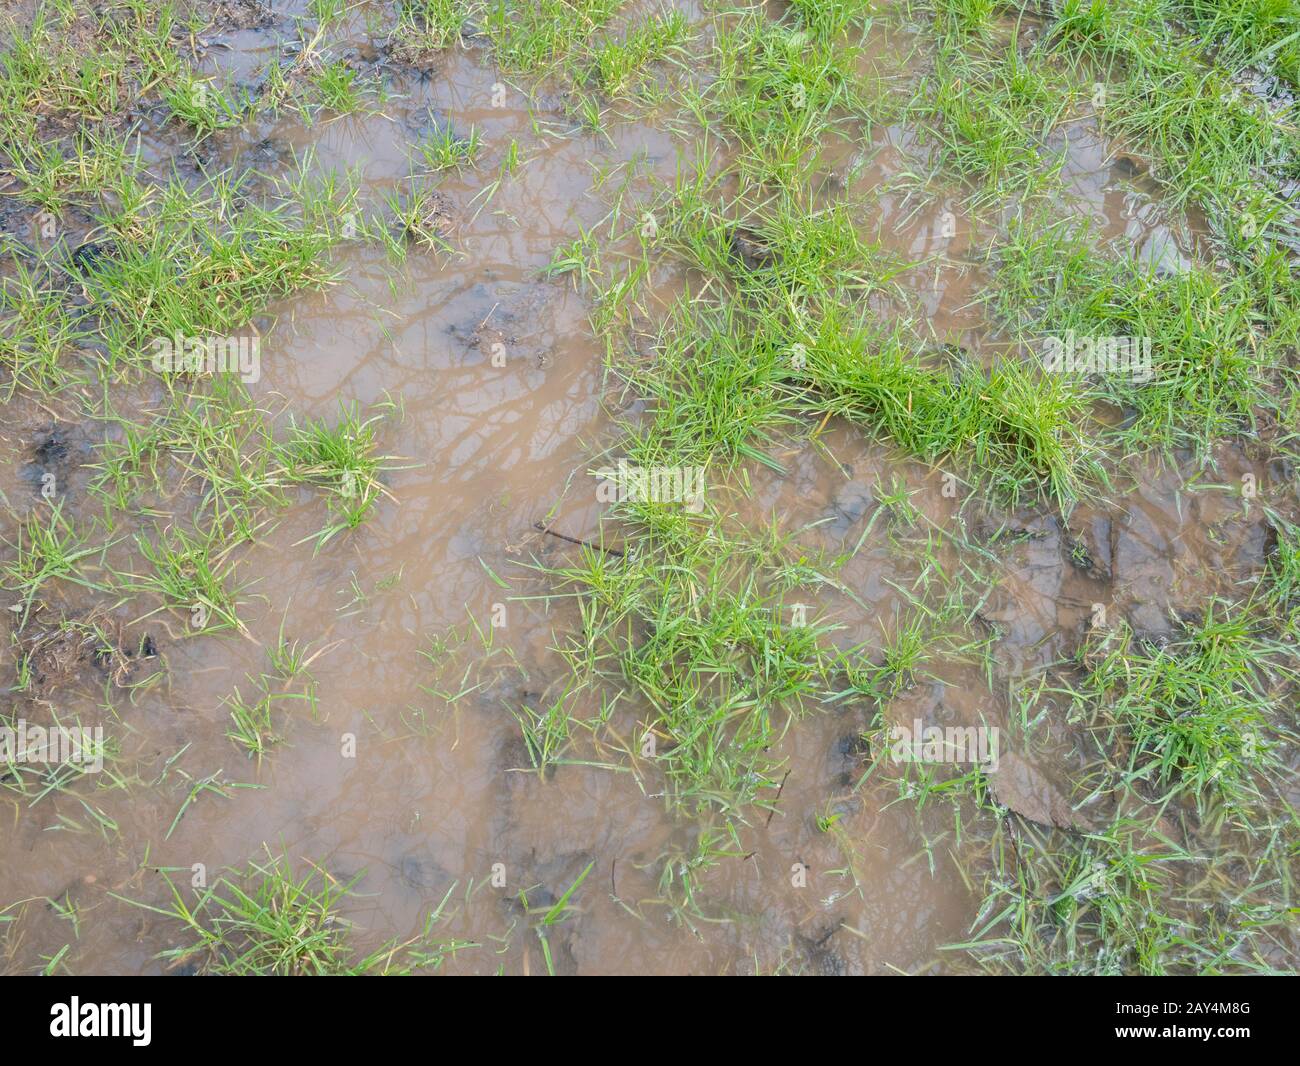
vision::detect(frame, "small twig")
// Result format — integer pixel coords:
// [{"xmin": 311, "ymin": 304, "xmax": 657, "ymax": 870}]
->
[
  {"xmin": 533, "ymin": 521, "xmax": 624, "ymax": 557},
  {"xmin": 765, "ymin": 770, "xmax": 792, "ymax": 827}
]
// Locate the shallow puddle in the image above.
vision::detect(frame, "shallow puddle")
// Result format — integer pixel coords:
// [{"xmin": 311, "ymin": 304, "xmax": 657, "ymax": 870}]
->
[{"xmin": 1, "ymin": 0, "xmax": 1297, "ymax": 976}]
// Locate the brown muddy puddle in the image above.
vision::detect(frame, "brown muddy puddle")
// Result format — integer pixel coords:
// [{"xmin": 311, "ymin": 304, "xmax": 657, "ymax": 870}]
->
[{"xmin": 1, "ymin": 4, "xmax": 1296, "ymax": 975}]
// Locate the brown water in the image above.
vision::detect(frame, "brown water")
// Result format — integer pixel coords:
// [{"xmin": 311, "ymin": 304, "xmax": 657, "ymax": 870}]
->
[{"xmin": 0, "ymin": 4, "xmax": 1294, "ymax": 975}]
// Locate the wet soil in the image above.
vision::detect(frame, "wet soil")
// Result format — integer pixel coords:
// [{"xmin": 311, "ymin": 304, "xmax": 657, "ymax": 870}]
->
[{"xmin": 0, "ymin": 2, "xmax": 1296, "ymax": 975}]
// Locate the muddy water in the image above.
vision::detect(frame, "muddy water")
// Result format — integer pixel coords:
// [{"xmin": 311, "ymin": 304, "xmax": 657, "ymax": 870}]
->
[{"xmin": 1, "ymin": 7, "xmax": 1295, "ymax": 975}]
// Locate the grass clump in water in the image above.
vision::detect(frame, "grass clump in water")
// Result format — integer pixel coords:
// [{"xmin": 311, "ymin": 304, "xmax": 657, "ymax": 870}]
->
[
  {"xmin": 911, "ymin": 41, "xmax": 1074, "ymax": 195},
  {"xmin": 484, "ymin": 0, "xmax": 622, "ymax": 74},
  {"xmin": 390, "ymin": 0, "xmax": 483, "ymax": 63},
  {"xmin": 987, "ymin": 214, "xmax": 1285, "ymax": 457},
  {"xmin": 122, "ymin": 850, "xmax": 472, "ymax": 974},
  {"xmin": 285, "ymin": 401, "xmax": 399, "ymax": 551},
  {"xmin": 1069, "ymin": 605, "xmax": 1296, "ymax": 804},
  {"xmin": 537, "ymin": 505, "xmax": 842, "ymax": 820}
]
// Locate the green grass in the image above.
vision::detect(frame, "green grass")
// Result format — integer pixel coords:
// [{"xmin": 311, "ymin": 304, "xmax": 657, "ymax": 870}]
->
[
  {"xmin": 1064, "ymin": 602, "xmax": 1296, "ymax": 805},
  {"xmin": 587, "ymin": 159, "xmax": 1101, "ymax": 505},
  {"xmin": 1, "ymin": 505, "xmax": 108, "ymax": 623},
  {"xmin": 483, "ymin": 0, "xmax": 623, "ymax": 73},
  {"xmin": 390, "ymin": 0, "xmax": 483, "ymax": 62},
  {"xmin": 225, "ymin": 631, "xmax": 321, "ymax": 759},
  {"xmin": 524, "ymin": 0, "xmax": 1300, "ymax": 961},
  {"xmin": 800, "ymin": 310, "xmax": 1099, "ymax": 504},
  {"xmin": 1264, "ymin": 511, "xmax": 1300, "ymax": 613},
  {"xmin": 987, "ymin": 213, "xmax": 1283, "ymax": 455},
  {"xmin": 912, "ymin": 42, "xmax": 1073, "ymax": 193},
  {"xmin": 525, "ymin": 859, "xmax": 594, "ymax": 975},
  {"xmin": 692, "ymin": 7, "xmax": 874, "ymax": 189},
  {"xmin": 533, "ymin": 508, "xmax": 844, "ymax": 818},
  {"xmin": 303, "ymin": 58, "xmax": 376, "ymax": 119},
  {"xmin": 80, "ymin": 165, "xmax": 355, "ymax": 370},
  {"xmin": 162, "ymin": 72, "xmax": 249, "ymax": 137},
  {"xmin": 123, "ymin": 524, "xmax": 245, "ymax": 635},
  {"xmin": 0, "ymin": 2, "xmax": 187, "ymax": 126},
  {"xmin": 120, "ymin": 850, "xmax": 472, "ymax": 974},
  {"xmin": 1103, "ymin": 49, "xmax": 1293, "ymax": 215},
  {"xmin": 284, "ymin": 401, "xmax": 399, "ymax": 550},
  {"xmin": 582, "ymin": 9, "xmax": 690, "ymax": 99},
  {"xmin": 1041, "ymin": 0, "xmax": 1168, "ymax": 62},
  {"xmin": 1040, "ymin": 0, "xmax": 1300, "ymax": 268},
  {"xmin": 1169, "ymin": 0, "xmax": 1300, "ymax": 86},
  {"xmin": 417, "ymin": 124, "xmax": 483, "ymax": 171},
  {"xmin": 385, "ymin": 181, "xmax": 456, "ymax": 253},
  {"xmin": 0, "ymin": 258, "xmax": 86, "ymax": 397},
  {"xmin": 2, "ymin": 0, "xmax": 1299, "ymax": 977}
]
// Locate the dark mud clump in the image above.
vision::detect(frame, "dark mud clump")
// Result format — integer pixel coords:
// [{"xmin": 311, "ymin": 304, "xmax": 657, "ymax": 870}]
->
[
  {"xmin": 208, "ymin": 0, "xmax": 274, "ymax": 32},
  {"xmin": 799, "ymin": 925, "xmax": 848, "ymax": 976},
  {"xmin": 395, "ymin": 852, "xmax": 451, "ymax": 895},
  {"xmin": 730, "ymin": 228, "xmax": 776, "ymax": 269},
  {"xmin": 32, "ymin": 425, "xmax": 70, "ymax": 467},
  {"xmin": 1064, "ymin": 516, "xmax": 1112, "ymax": 582},
  {"xmin": 24, "ymin": 422, "xmax": 91, "ymax": 499},
  {"xmin": 13, "ymin": 613, "xmax": 160, "ymax": 697},
  {"xmin": 826, "ymin": 480, "xmax": 875, "ymax": 534}
]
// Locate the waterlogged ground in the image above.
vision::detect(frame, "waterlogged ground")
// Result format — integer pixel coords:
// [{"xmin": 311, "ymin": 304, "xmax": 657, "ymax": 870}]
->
[{"xmin": 1, "ymin": 0, "xmax": 1298, "ymax": 974}]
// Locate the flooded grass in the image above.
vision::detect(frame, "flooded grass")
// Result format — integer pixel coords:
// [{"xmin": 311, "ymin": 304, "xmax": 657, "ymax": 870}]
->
[{"xmin": 0, "ymin": 0, "xmax": 1297, "ymax": 975}]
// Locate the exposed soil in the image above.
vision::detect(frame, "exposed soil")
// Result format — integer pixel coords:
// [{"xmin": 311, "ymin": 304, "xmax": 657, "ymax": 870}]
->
[{"xmin": 1, "ymin": 0, "xmax": 1297, "ymax": 976}]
